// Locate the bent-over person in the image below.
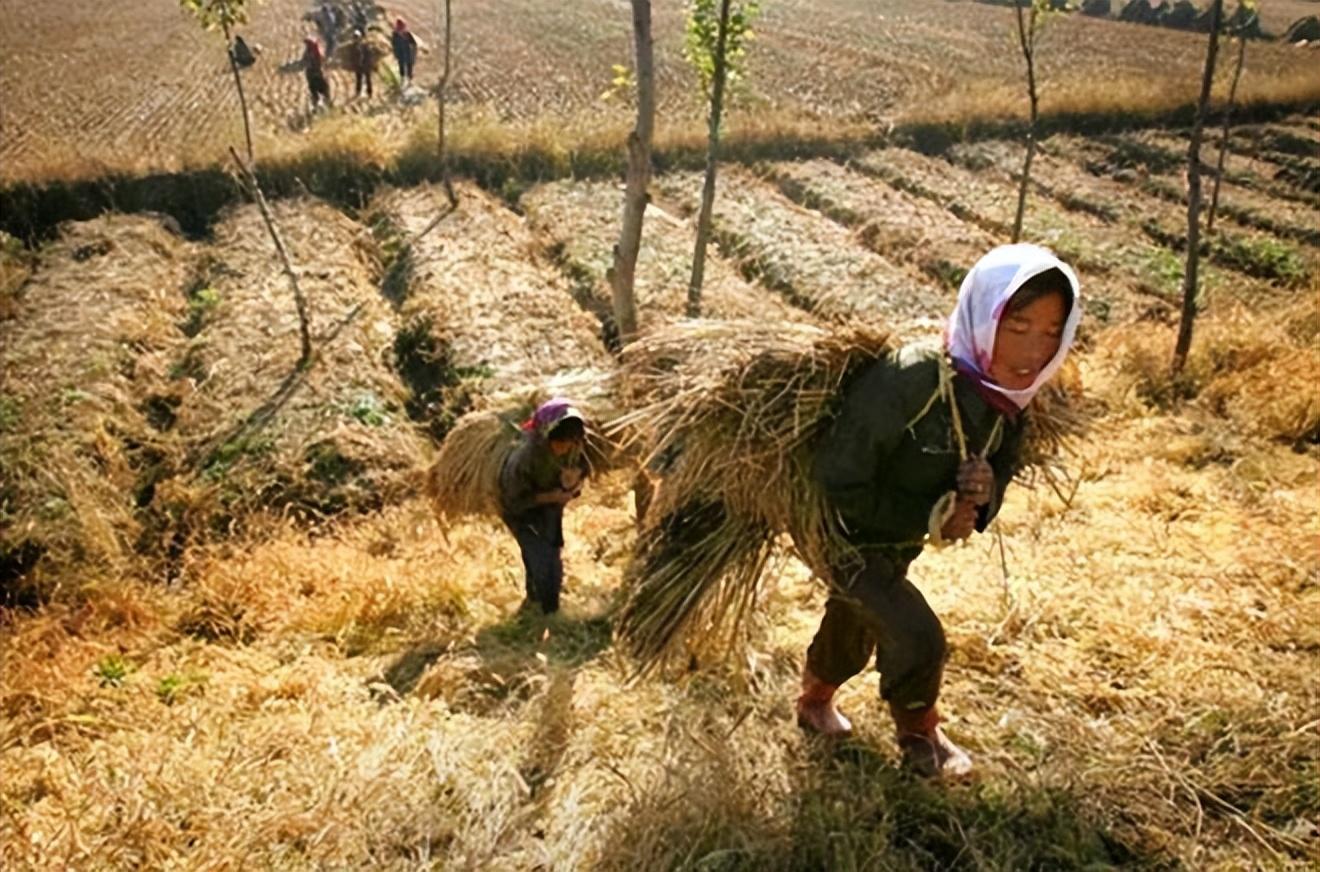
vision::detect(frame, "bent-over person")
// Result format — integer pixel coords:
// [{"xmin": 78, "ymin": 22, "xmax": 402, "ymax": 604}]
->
[{"xmin": 499, "ymin": 399, "xmax": 590, "ymax": 615}]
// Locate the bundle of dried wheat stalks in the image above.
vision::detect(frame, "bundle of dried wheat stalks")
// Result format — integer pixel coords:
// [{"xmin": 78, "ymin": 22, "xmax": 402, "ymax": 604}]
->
[
  {"xmin": 424, "ymin": 368, "xmax": 631, "ymax": 522},
  {"xmin": 612, "ymin": 319, "xmax": 1088, "ymax": 672}
]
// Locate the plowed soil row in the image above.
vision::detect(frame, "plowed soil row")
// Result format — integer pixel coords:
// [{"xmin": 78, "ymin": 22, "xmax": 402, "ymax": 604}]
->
[
  {"xmin": 4, "ymin": 0, "xmax": 1316, "ymax": 181},
  {"xmin": 1053, "ymin": 132, "xmax": 1320, "ymax": 246},
  {"xmin": 369, "ymin": 182, "xmax": 610, "ymax": 437},
  {"xmin": 1038, "ymin": 136, "xmax": 1317, "ymax": 286},
  {"xmin": 1, "ymin": 198, "xmax": 436, "ymax": 584},
  {"xmin": 521, "ymin": 179, "xmax": 814, "ymax": 335},
  {"xmin": 853, "ymin": 146, "xmax": 1184, "ymax": 320},
  {"xmin": 1, "ymin": 217, "xmax": 196, "ymax": 583},
  {"xmin": 656, "ymin": 169, "xmax": 949, "ymax": 331},
  {"xmin": 1099, "ymin": 129, "xmax": 1320, "ymax": 210},
  {"xmin": 765, "ymin": 158, "xmax": 998, "ymax": 292}
]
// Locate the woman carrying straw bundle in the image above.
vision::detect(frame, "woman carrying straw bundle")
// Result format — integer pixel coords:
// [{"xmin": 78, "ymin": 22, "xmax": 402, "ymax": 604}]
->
[
  {"xmin": 499, "ymin": 399, "xmax": 590, "ymax": 615},
  {"xmin": 797, "ymin": 244, "xmax": 1080, "ymax": 779}
]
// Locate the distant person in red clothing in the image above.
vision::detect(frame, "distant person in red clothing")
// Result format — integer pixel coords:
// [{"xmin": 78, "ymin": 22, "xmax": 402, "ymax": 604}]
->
[
  {"xmin": 303, "ymin": 37, "xmax": 332, "ymax": 110},
  {"xmin": 391, "ymin": 18, "xmax": 418, "ymax": 85}
]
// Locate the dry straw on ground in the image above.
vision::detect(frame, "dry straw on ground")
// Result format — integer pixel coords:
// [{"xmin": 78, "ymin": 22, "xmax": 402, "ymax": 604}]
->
[
  {"xmin": 1, "ymin": 290, "xmax": 1316, "ymax": 870},
  {"xmin": 0, "ymin": 216, "xmax": 195, "ymax": 589},
  {"xmin": 156, "ymin": 197, "xmax": 427, "ymax": 548},
  {"xmin": 1100, "ymin": 295, "xmax": 1320, "ymax": 444}
]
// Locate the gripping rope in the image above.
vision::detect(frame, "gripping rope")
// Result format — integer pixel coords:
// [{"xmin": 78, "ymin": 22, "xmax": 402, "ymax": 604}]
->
[{"xmin": 919, "ymin": 358, "xmax": 1004, "ymax": 548}]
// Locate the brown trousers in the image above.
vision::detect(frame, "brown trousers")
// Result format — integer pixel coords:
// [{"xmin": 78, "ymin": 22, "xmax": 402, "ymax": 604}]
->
[{"xmin": 805, "ymin": 549, "xmax": 946, "ymax": 709}]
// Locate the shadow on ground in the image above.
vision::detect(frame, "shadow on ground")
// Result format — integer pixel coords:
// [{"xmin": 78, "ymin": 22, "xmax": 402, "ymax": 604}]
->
[
  {"xmin": 371, "ymin": 606, "xmax": 614, "ymax": 711},
  {"xmin": 592, "ymin": 732, "xmax": 1173, "ymax": 871}
]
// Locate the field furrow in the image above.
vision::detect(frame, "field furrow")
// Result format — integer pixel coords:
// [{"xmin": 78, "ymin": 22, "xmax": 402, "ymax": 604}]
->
[
  {"xmin": 0, "ymin": 216, "xmax": 196, "ymax": 575},
  {"xmin": 1038, "ymin": 136, "xmax": 1317, "ymax": 288},
  {"xmin": 656, "ymin": 168, "xmax": 948, "ymax": 330},
  {"xmin": 522, "ymin": 179, "xmax": 815, "ymax": 336},
  {"xmin": 1098, "ymin": 130, "xmax": 1320, "ymax": 210},
  {"xmin": 854, "ymin": 146, "xmax": 1185, "ymax": 318},
  {"xmin": 765, "ymin": 158, "xmax": 998, "ymax": 293},
  {"xmin": 370, "ymin": 183, "xmax": 610, "ymax": 411},
  {"xmin": 173, "ymin": 197, "xmax": 426, "ymax": 524},
  {"xmin": 1087, "ymin": 150, "xmax": 1319, "ymax": 248}
]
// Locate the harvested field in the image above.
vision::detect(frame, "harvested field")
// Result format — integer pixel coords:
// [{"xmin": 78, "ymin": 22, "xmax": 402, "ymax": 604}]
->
[
  {"xmin": 854, "ymin": 145, "xmax": 1184, "ymax": 320},
  {"xmin": 4, "ymin": 0, "xmax": 1319, "ymax": 181},
  {"xmin": 1099, "ymin": 128, "xmax": 1320, "ymax": 210},
  {"xmin": 161, "ymin": 198, "xmax": 427, "ymax": 542},
  {"xmin": 2, "ymin": 298, "xmax": 1317, "ymax": 866},
  {"xmin": 1116, "ymin": 155, "xmax": 1319, "ymax": 248},
  {"xmin": 1039, "ymin": 136, "xmax": 1317, "ymax": 287},
  {"xmin": 655, "ymin": 169, "xmax": 947, "ymax": 330},
  {"xmin": 5, "ymin": 0, "xmax": 1320, "ymax": 865},
  {"xmin": 944, "ymin": 139, "xmax": 1197, "ymax": 301},
  {"xmin": 765, "ymin": 158, "xmax": 999, "ymax": 292},
  {"xmin": 369, "ymin": 183, "xmax": 609, "ymax": 437},
  {"xmin": 521, "ymin": 179, "xmax": 814, "ymax": 334},
  {"xmin": 0, "ymin": 216, "xmax": 195, "ymax": 590}
]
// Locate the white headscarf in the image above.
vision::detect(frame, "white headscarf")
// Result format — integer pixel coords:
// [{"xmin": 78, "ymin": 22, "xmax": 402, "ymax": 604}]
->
[{"xmin": 946, "ymin": 243, "xmax": 1081, "ymax": 409}]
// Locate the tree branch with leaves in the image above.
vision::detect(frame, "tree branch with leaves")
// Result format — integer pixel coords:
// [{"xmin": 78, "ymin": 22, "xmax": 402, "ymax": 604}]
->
[
  {"xmin": 685, "ymin": 0, "xmax": 759, "ymax": 318},
  {"xmin": 180, "ymin": 0, "xmax": 257, "ymax": 163}
]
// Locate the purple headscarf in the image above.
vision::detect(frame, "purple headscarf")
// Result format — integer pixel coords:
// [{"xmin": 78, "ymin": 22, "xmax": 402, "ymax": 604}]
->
[{"xmin": 521, "ymin": 397, "xmax": 586, "ymax": 438}]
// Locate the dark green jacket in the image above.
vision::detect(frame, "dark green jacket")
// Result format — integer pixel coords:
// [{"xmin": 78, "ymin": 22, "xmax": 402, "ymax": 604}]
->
[
  {"xmin": 498, "ymin": 436, "xmax": 587, "ymax": 519},
  {"xmin": 814, "ymin": 344, "xmax": 1024, "ymax": 552}
]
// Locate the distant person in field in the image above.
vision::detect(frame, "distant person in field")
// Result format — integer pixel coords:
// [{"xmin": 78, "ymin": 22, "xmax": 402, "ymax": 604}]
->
[
  {"xmin": 499, "ymin": 399, "xmax": 591, "ymax": 615},
  {"xmin": 799, "ymin": 244, "xmax": 1080, "ymax": 779},
  {"xmin": 230, "ymin": 34, "xmax": 257, "ymax": 69},
  {"xmin": 302, "ymin": 37, "xmax": 332, "ymax": 110},
  {"xmin": 391, "ymin": 18, "xmax": 418, "ymax": 85},
  {"xmin": 347, "ymin": 29, "xmax": 375, "ymax": 98},
  {"xmin": 316, "ymin": 2, "xmax": 340, "ymax": 57},
  {"xmin": 350, "ymin": 1, "xmax": 370, "ymax": 33}
]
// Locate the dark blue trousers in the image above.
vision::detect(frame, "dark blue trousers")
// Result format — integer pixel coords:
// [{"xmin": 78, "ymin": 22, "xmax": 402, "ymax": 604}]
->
[{"xmin": 504, "ymin": 505, "xmax": 564, "ymax": 613}]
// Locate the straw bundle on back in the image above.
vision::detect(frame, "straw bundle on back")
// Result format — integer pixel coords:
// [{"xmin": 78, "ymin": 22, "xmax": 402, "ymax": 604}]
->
[
  {"xmin": 424, "ymin": 369, "xmax": 631, "ymax": 523},
  {"xmin": 614, "ymin": 320, "xmax": 1090, "ymax": 671},
  {"xmin": 612, "ymin": 320, "xmax": 896, "ymax": 669}
]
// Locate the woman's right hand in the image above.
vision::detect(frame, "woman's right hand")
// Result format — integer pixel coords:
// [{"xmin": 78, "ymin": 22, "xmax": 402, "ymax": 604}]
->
[
  {"xmin": 956, "ymin": 458, "xmax": 994, "ymax": 507},
  {"xmin": 939, "ymin": 497, "xmax": 979, "ymax": 541}
]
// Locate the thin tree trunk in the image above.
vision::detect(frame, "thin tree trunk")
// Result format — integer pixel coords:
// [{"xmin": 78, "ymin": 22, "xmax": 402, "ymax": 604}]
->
[
  {"xmin": 229, "ymin": 147, "xmax": 313, "ymax": 365},
  {"xmin": 1012, "ymin": 2, "xmax": 1038, "ymax": 244},
  {"xmin": 686, "ymin": 0, "xmax": 733, "ymax": 319},
  {"xmin": 609, "ymin": 0, "xmax": 654, "ymax": 345},
  {"xmin": 437, "ymin": 0, "xmax": 452, "ymax": 168},
  {"xmin": 1207, "ymin": 32, "xmax": 1245, "ymax": 235},
  {"xmin": 1172, "ymin": 0, "xmax": 1223, "ymax": 376},
  {"xmin": 223, "ymin": 23, "xmax": 255, "ymax": 164}
]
